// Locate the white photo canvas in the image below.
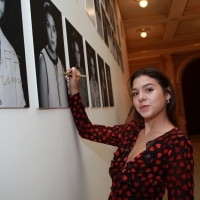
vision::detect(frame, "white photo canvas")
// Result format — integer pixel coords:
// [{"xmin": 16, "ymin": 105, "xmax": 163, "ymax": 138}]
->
[
  {"xmin": 30, "ymin": 0, "xmax": 68, "ymax": 109},
  {"xmin": 0, "ymin": 0, "xmax": 29, "ymax": 108}
]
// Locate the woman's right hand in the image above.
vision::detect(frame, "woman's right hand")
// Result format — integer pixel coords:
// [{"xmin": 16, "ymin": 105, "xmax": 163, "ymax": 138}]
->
[{"xmin": 65, "ymin": 67, "xmax": 80, "ymax": 97}]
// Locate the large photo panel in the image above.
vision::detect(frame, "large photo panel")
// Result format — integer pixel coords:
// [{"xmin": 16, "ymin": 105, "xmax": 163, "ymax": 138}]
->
[
  {"xmin": 105, "ymin": 63, "xmax": 114, "ymax": 106},
  {"xmin": 30, "ymin": 0, "xmax": 68, "ymax": 109},
  {"xmin": 0, "ymin": 0, "xmax": 29, "ymax": 108},
  {"xmin": 85, "ymin": 41, "xmax": 101, "ymax": 107},
  {"xmin": 97, "ymin": 54, "xmax": 108, "ymax": 107},
  {"xmin": 65, "ymin": 19, "xmax": 89, "ymax": 107},
  {"xmin": 94, "ymin": 0, "xmax": 103, "ymax": 38}
]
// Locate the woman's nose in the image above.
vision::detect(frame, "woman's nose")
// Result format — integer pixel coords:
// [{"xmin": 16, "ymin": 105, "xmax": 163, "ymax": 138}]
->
[{"xmin": 138, "ymin": 92, "xmax": 146, "ymax": 102}]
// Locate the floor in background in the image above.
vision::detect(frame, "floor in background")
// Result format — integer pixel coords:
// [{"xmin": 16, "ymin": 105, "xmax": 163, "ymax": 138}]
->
[{"xmin": 163, "ymin": 134, "xmax": 200, "ymax": 200}]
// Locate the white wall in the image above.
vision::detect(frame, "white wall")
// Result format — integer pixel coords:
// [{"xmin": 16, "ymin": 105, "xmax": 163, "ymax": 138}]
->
[{"xmin": 0, "ymin": 0, "xmax": 131, "ymax": 199}]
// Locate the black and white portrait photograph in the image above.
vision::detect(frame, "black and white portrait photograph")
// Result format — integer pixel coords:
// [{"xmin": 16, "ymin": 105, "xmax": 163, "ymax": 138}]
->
[
  {"xmin": 111, "ymin": 0, "xmax": 117, "ymax": 18},
  {"xmin": 110, "ymin": 28, "xmax": 115, "ymax": 56},
  {"xmin": 116, "ymin": 23, "xmax": 121, "ymax": 47},
  {"xmin": 0, "ymin": 0, "xmax": 29, "ymax": 108},
  {"xmin": 113, "ymin": 35, "xmax": 118, "ymax": 61},
  {"xmin": 101, "ymin": 0, "xmax": 105, "ymax": 7},
  {"xmin": 85, "ymin": 0, "xmax": 96, "ymax": 25},
  {"xmin": 94, "ymin": 0, "xmax": 103, "ymax": 38},
  {"xmin": 85, "ymin": 41, "xmax": 101, "ymax": 107},
  {"xmin": 107, "ymin": 22, "xmax": 112, "ymax": 51},
  {"xmin": 101, "ymin": 5, "xmax": 108, "ymax": 47},
  {"xmin": 105, "ymin": 0, "xmax": 111, "ymax": 19},
  {"xmin": 30, "ymin": 0, "xmax": 68, "ymax": 109},
  {"xmin": 105, "ymin": 63, "xmax": 114, "ymax": 106},
  {"xmin": 65, "ymin": 19, "xmax": 89, "ymax": 107},
  {"xmin": 109, "ymin": 5, "xmax": 116, "ymax": 34},
  {"xmin": 97, "ymin": 54, "xmax": 108, "ymax": 107}
]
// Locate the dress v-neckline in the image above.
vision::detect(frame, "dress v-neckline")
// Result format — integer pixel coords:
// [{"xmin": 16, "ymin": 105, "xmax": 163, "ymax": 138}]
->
[{"xmin": 125, "ymin": 127, "xmax": 176, "ymax": 164}]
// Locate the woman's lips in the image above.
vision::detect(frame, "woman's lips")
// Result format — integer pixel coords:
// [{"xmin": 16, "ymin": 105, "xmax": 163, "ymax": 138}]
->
[{"xmin": 140, "ymin": 105, "xmax": 149, "ymax": 110}]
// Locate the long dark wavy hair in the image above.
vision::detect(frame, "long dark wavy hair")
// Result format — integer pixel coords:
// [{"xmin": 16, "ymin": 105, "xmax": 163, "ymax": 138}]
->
[{"xmin": 128, "ymin": 67, "xmax": 179, "ymax": 127}]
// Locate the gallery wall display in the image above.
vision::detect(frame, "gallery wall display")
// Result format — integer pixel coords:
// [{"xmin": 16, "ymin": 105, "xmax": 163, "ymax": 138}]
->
[
  {"xmin": 101, "ymin": 5, "xmax": 109, "ymax": 47},
  {"xmin": 105, "ymin": 0, "xmax": 111, "ymax": 20},
  {"xmin": 94, "ymin": 0, "xmax": 103, "ymax": 38},
  {"xmin": 101, "ymin": 0, "xmax": 105, "ymax": 7},
  {"xmin": 65, "ymin": 19, "xmax": 89, "ymax": 107},
  {"xmin": 0, "ymin": 0, "xmax": 29, "ymax": 108},
  {"xmin": 105, "ymin": 63, "xmax": 114, "ymax": 106},
  {"xmin": 116, "ymin": 24, "xmax": 121, "ymax": 47},
  {"xmin": 97, "ymin": 54, "xmax": 109, "ymax": 107},
  {"xmin": 109, "ymin": 5, "xmax": 116, "ymax": 34},
  {"xmin": 84, "ymin": 0, "xmax": 124, "ymax": 75},
  {"xmin": 85, "ymin": 41, "xmax": 101, "ymax": 107},
  {"xmin": 85, "ymin": 0, "xmax": 96, "ymax": 25},
  {"xmin": 30, "ymin": 0, "xmax": 69, "ymax": 109}
]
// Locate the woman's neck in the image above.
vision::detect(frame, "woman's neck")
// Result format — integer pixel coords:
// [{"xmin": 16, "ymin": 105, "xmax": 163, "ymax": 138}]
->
[{"xmin": 143, "ymin": 113, "xmax": 174, "ymax": 137}]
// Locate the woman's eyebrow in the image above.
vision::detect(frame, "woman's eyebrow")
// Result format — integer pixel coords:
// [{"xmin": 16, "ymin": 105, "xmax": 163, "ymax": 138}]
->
[{"xmin": 132, "ymin": 83, "xmax": 155, "ymax": 91}]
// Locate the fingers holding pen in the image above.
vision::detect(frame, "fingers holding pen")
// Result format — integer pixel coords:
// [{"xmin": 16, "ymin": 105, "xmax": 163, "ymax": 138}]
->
[{"xmin": 65, "ymin": 67, "xmax": 80, "ymax": 96}]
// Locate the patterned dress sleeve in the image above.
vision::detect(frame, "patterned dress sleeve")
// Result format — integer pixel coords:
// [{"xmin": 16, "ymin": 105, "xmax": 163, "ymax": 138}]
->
[
  {"xmin": 166, "ymin": 137, "xmax": 194, "ymax": 200},
  {"xmin": 69, "ymin": 93, "xmax": 140, "ymax": 147}
]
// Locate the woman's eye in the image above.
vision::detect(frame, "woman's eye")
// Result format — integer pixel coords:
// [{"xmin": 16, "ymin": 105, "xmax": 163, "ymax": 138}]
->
[
  {"xmin": 132, "ymin": 92, "xmax": 138, "ymax": 96},
  {"xmin": 146, "ymin": 88, "xmax": 153, "ymax": 92}
]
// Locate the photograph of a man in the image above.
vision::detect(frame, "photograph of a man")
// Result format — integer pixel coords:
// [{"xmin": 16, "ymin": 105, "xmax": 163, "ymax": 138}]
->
[
  {"xmin": 85, "ymin": 41, "xmax": 100, "ymax": 107},
  {"xmin": 30, "ymin": 0, "xmax": 68, "ymax": 109},
  {"xmin": 0, "ymin": 0, "xmax": 29, "ymax": 108},
  {"xmin": 65, "ymin": 19, "xmax": 89, "ymax": 107},
  {"xmin": 97, "ymin": 54, "xmax": 108, "ymax": 107}
]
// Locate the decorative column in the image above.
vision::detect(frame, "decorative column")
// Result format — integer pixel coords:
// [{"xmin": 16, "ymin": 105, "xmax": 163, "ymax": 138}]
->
[
  {"xmin": 163, "ymin": 54, "xmax": 187, "ymax": 134},
  {"xmin": 163, "ymin": 54, "xmax": 177, "ymax": 90}
]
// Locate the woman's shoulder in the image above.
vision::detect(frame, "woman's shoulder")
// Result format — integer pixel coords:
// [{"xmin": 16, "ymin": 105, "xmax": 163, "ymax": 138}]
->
[
  {"xmin": 122, "ymin": 120, "xmax": 143, "ymax": 134},
  {"xmin": 0, "ymin": 28, "xmax": 16, "ymax": 53},
  {"xmin": 167, "ymin": 127, "xmax": 193, "ymax": 147}
]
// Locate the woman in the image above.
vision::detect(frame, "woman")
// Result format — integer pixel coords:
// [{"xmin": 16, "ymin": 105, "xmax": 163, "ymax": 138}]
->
[
  {"xmin": 66, "ymin": 67, "xmax": 194, "ymax": 199},
  {"xmin": 38, "ymin": 1, "xmax": 68, "ymax": 108}
]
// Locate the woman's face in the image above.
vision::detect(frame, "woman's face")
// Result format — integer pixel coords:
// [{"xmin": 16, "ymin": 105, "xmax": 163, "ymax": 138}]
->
[
  {"xmin": 132, "ymin": 75, "xmax": 170, "ymax": 121},
  {"xmin": 45, "ymin": 13, "xmax": 57, "ymax": 52},
  {"xmin": 0, "ymin": 0, "xmax": 5, "ymax": 20}
]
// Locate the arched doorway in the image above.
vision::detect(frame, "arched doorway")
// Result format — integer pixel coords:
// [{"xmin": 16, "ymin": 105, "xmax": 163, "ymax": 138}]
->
[{"xmin": 182, "ymin": 58, "xmax": 200, "ymax": 136}]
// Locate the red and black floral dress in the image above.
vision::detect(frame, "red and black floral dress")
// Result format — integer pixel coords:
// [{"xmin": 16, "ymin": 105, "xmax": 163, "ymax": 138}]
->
[{"xmin": 70, "ymin": 93, "xmax": 194, "ymax": 200}]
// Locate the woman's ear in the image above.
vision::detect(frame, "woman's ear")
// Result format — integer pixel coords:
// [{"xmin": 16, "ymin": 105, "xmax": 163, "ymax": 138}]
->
[{"xmin": 165, "ymin": 87, "xmax": 171, "ymax": 101}]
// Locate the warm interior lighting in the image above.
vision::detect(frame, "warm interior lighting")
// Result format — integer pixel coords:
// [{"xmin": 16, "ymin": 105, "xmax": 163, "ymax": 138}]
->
[
  {"xmin": 139, "ymin": 0, "xmax": 148, "ymax": 8},
  {"xmin": 140, "ymin": 31, "xmax": 147, "ymax": 38},
  {"xmin": 137, "ymin": 28, "xmax": 150, "ymax": 38},
  {"xmin": 134, "ymin": 0, "xmax": 148, "ymax": 8}
]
